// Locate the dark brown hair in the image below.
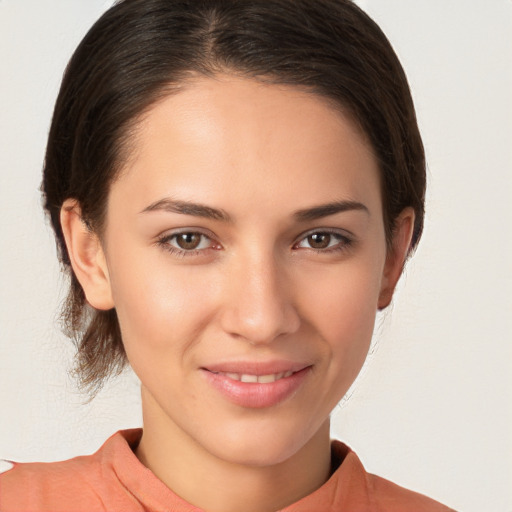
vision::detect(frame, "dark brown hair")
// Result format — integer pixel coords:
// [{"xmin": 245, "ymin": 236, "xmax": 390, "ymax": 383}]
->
[{"xmin": 42, "ymin": 0, "xmax": 425, "ymax": 394}]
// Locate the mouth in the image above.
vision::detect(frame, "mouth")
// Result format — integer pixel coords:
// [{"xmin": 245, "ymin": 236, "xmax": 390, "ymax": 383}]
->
[
  {"xmin": 209, "ymin": 370, "xmax": 295, "ymax": 383},
  {"xmin": 201, "ymin": 363, "xmax": 312, "ymax": 408}
]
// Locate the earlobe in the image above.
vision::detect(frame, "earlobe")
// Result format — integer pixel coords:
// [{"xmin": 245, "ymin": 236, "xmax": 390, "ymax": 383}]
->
[
  {"xmin": 60, "ymin": 199, "xmax": 114, "ymax": 310},
  {"xmin": 378, "ymin": 208, "xmax": 415, "ymax": 309}
]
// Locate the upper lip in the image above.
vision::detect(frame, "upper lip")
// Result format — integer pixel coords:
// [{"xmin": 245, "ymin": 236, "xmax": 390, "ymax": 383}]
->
[{"xmin": 202, "ymin": 360, "xmax": 311, "ymax": 376}]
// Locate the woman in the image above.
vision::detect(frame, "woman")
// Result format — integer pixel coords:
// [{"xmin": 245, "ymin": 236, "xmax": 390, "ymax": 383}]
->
[{"xmin": 0, "ymin": 0, "xmax": 455, "ymax": 510}]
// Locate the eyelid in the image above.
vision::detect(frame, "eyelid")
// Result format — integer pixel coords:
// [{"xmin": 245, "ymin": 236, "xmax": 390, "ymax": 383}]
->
[
  {"xmin": 156, "ymin": 226, "xmax": 218, "ymax": 243},
  {"xmin": 156, "ymin": 228, "xmax": 221, "ymax": 255},
  {"xmin": 294, "ymin": 227, "xmax": 353, "ymax": 242},
  {"xmin": 293, "ymin": 228, "xmax": 354, "ymax": 251}
]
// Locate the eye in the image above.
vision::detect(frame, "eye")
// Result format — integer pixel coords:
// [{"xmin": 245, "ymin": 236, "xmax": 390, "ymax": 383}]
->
[
  {"xmin": 295, "ymin": 230, "xmax": 351, "ymax": 252},
  {"xmin": 172, "ymin": 232, "xmax": 210, "ymax": 250},
  {"xmin": 157, "ymin": 231, "xmax": 217, "ymax": 254}
]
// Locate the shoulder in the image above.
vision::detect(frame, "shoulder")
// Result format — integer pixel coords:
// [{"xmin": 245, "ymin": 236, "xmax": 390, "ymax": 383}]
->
[
  {"xmin": 0, "ymin": 429, "xmax": 145, "ymax": 512},
  {"xmin": 330, "ymin": 441, "xmax": 456, "ymax": 512},
  {"xmin": 0, "ymin": 455, "xmax": 104, "ymax": 511},
  {"xmin": 364, "ymin": 471, "xmax": 455, "ymax": 512}
]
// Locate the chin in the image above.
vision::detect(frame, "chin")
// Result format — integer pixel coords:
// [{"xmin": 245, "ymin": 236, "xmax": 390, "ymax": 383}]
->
[
  {"xmin": 199, "ymin": 416, "xmax": 326, "ymax": 468},
  {"xmin": 212, "ymin": 438, "xmax": 302, "ymax": 468}
]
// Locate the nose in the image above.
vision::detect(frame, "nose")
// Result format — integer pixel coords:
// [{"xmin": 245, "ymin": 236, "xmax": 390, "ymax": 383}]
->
[{"xmin": 219, "ymin": 253, "xmax": 301, "ymax": 345}]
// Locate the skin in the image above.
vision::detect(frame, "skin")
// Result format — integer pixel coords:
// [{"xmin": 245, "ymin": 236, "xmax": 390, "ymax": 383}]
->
[{"xmin": 61, "ymin": 75, "xmax": 414, "ymax": 512}]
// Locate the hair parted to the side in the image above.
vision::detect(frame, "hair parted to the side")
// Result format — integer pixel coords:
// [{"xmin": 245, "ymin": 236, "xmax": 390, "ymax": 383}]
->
[{"xmin": 42, "ymin": 0, "xmax": 425, "ymax": 396}]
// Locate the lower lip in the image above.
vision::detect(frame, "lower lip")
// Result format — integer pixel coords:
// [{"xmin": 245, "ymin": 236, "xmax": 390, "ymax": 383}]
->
[{"xmin": 202, "ymin": 367, "xmax": 311, "ymax": 408}]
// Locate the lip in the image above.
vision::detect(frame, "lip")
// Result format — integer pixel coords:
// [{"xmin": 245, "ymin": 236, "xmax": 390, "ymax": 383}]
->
[
  {"xmin": 204, "ymin": 360, "xmax": 309, "ymax": 376},
  {"xmin": 201, "ymin": 361, "xmax": 312, "ymax": 408}
]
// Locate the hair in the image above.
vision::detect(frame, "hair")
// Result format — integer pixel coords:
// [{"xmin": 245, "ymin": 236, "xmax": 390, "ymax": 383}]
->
[{"xmin": 42, "ymin": 0, "xmax": 425, "ymax": 395}]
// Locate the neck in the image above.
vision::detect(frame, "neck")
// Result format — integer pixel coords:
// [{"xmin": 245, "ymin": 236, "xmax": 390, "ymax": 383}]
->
[{"xmin": 135, "ymin": 388, "xmax": 332, "ymax": 512}]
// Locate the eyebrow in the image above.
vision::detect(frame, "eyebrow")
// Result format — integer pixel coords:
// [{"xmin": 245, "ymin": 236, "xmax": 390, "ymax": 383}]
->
[
  {"xmin": 293, "ymin": 200, "xmax": 369, "ymax": 221},
  {"xmin": 140, "ymin": 198, "xmax": 231, "ymax": 222},
  {"xmin": 140, "ymin": 197, "xmax": 368, "ymax": 223}
]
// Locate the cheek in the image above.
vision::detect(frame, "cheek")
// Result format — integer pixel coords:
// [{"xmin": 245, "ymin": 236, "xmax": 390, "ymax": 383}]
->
[
  {"xmin": 304, "ymin": 260, "xmax": 381, "ymax": 325},
  {"xmin": 106, "ymin": 244, "xmax": 217, "ymax": 359},
  {"xmin": 298, "ymin": 259, "xmax": 383, "ymax": 366}
]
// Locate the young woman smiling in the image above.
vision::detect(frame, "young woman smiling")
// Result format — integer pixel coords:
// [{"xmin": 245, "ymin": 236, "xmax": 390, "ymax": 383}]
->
[{"xmin": 0, "ymin": 1, "xmax": 455, "ymax": 511}]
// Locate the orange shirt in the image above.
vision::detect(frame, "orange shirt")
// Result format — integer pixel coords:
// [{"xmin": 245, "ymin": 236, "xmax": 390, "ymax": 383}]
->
[{"xmin": 0, "ymin": 429, "xmax": 454, "ymax": 511}]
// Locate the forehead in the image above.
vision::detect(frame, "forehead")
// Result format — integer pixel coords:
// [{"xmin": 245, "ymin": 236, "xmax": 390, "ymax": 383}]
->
[{"xmin": 111, "ymin": 75, "xmax": 381, "ymax": 218}]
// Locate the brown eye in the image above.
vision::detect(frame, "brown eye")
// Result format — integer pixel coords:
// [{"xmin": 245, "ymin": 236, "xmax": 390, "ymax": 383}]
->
[
  {"xmin": 295, "ymin": 231, "xmax": 351, "ymax": 252},
  {"xmin": 157, "ymin": 231, "xmax": 216, "ymax": 255},
  {"xmin": 175, "ymin": 233, "xmax": 203, "ymax": 250},
  {"xmin": 307, "ymin": 233, "xmax": 332, "ymax": 249}
]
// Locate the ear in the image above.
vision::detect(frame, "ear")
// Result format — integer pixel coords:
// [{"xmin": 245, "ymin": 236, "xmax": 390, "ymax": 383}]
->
[
  {"xmin": 60, "ymin": 199, "xmax": 114, "ymax": 310},
  {"xmin": 378, "ymin": 207, "xmax": 415, "ymax": 309}
]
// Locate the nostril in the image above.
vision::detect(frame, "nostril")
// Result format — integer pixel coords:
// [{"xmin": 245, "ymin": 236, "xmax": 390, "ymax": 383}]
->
[{"xmin": 221, "ymin": 303, "xmax": 300, "ymax": 345}]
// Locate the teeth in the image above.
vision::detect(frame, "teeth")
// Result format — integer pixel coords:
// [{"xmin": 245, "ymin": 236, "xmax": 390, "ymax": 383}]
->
[
  {"xmin": 258, "ymin": 374, "xmax": 277, "ymax": 384},
  {"xmin": 219, "ymin": 371, "xmax": 295, "ymax": 383},
  {"xmin": 240, "ymin": 374, "xmax": 258, "ymax": 383}
]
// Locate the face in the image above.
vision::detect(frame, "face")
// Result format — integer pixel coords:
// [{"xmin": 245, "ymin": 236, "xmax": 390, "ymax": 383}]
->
[{"xmin": 91, "ymin": 76, "xmax": 404, "ymax": 467}]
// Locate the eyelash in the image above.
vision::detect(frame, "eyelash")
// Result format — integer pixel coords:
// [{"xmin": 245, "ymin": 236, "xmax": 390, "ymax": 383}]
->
[
  {"xmin": 156, "ymin": 229, "xmax": 353, "ymax": 257},
  {"xmin": 156, "ymin": 231, "xmax": 218, "ymax": 258},
  {"xmin": 293, "ymin": 229, "xmax": 353, "ymax": 254}
]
